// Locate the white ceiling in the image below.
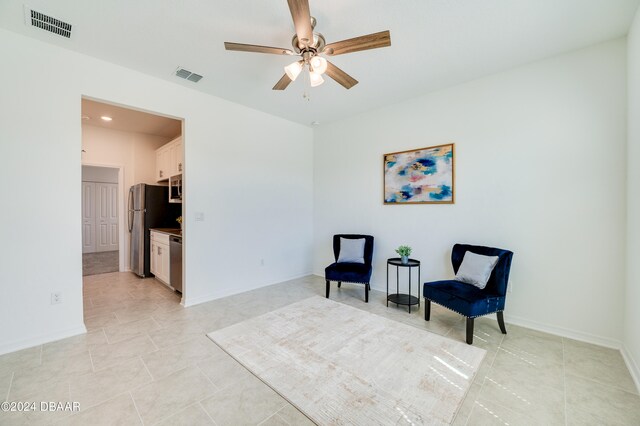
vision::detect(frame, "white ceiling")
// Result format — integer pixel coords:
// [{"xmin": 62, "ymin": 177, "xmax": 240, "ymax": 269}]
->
[
  {"xmin": 82, "ymin": 98, "xmax": 182, "ymax": 138},
  {"xmin": 1, "ymin": 1, "xmax": 638, "ymax": 126}
]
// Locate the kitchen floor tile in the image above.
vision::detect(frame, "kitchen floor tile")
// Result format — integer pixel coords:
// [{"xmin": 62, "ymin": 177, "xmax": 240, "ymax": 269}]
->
[
  {"xmin": 141, "ymin": 335, "xmax": 219, "ymax": 380},
  {"xmin": 9, "ymin": 350, "xmax": 92, "ymax": 399},
  {"xmin": 13, "ymin": 381, "xmax": 73, "ymax": 426},
  {"xmin": 475, "ymin": 349, "xmax": 566, "ymax": 424},
  {"xmin": 56, "ymin": 392, "xmax": 142, "ymax": 426},
  {"xmin": 196, "ymin": 346, "xmax": 256, "ymax": 390},
  {"xmin": 103, "ymin": 318, "xmax": 161, "ymax": 344},
  {"xmin": 200, "ymin": 369, "xmax": 288, "ymax": 426},
  {"xmin": 563, "ymin": 338, "xmax": 638, "ymax": 393},
  {"xmin": 89, "ymin": 334, "xmax": 158, "ymax": 371},
  {"xmin": 130, "ymin": 366, "xmax": 217, "ymax": 425},
  {"xmin": 69, "ymin": 357, "xmax": 152, "ymax": 410},
  {"xmin": 268, "ymin": 404, "xmax": 314, "ymax": 426},
  {"xmin": 565, "ymin": 373, "xmax": 640, "ymax": 425},
  {"xmin": 499, "ymin": 324, "xmax": 564, "ymax": 366},
  {"xmin": 0, "ymin": 372, "xmax": 12, "ymax": 403},
  {"xmin": 155, "ymin": 402, "xmax": 215, "ymax": 426},
  {"xmin": 0, "ymin": 346, "xmax": 42, "ymax": 377},
  {"xmin": 85, "ymin": 312, "xmax": 120, "ymax": 331},
  {"xmin": 42, "ymin": 331, "xmax": 107, "ymax": 357},
  {"xmin": 452, "ymin": 380, "xmax": 483, "ymax": 425},
  {"xmin": 147, "ymin": 321, "xmax": 206, "ymax": 349},
  {"xmin": 465, "ymin": 399, "xmax": 540, "ymax": 426}
]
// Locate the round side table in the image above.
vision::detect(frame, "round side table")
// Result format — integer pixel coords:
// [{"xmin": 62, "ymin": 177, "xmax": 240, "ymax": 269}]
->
[{"xmin": 386, "ymin": 258, "xmax": 421, "ymax": 313}]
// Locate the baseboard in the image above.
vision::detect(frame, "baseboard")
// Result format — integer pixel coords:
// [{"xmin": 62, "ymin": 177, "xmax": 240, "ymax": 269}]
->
[
  {"xmin": 621, "ymin": 345, "xmax": 640, "ymax": 394},
  {"xmin": 490, "ymin": 313, "xmax": 621, "ymax": 349},
  {"xmin": 296, "ymin": 276, "xmax": 634, "ymax": 353},
  {"xmin": 183, "ymin": 271, "xmax": 314, "ymax": 307},
  {"xmin": 0, "ymin": 324, "xmax": 87, "ymax": 356}
]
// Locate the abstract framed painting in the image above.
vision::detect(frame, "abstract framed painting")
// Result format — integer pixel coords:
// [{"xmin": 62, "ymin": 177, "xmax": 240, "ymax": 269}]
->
[{"xmin": 384, "ymin": 143, "xmax": 455, "ymax": 204}]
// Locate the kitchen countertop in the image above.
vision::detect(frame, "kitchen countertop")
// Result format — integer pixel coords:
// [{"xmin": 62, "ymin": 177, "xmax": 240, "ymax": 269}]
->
[{"xmin": 150, "ymin": 228, "xmax": 182, "ymax": 238}]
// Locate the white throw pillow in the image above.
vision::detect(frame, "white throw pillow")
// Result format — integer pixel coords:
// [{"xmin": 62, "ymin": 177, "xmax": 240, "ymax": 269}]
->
[
  {"xmin": 337, "ymin": 238, "xmax": 366, "ymax": 264},
  {"xmin": 455, "ymin": 252, "xmax": 500, "ymax": 289}
]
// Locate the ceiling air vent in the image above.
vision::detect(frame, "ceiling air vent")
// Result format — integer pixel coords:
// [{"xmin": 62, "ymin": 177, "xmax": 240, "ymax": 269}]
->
[
  {"xmin": 175, "ymin": 67, "xmax": 203, "ymax": 83},
  {"xmin": 24, "ymin": 6, "xmax": 72, "ymax": 39}
]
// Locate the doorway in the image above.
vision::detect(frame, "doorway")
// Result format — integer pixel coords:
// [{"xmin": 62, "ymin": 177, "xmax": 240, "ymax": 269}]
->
[
  {"xmin": 82, "ymin": 165, "xmax": 121, "ymax": 275},
  {"xmin": 80, "ymin": 97, "xmax": 185, "ymax": 303}
]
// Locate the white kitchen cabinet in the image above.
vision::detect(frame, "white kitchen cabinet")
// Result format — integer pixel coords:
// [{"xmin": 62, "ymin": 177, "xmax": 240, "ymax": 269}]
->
[
  {"xmin": 155, "ymin": 145, "xmax": 170, "ymax": 182},
  {"xmin": 155, "ymin": 136, "xmax": 183, "ymax": 182},
  {"xmin": 150, "ymin": 231, "xmax": 170, "ymax": 285},
  {"xmin": 173, "ymin": 138, "xmax": 183, "ymax": 175},
  {"xmin": 150, "ymin": 240, "xmax": 157, "ymax": 274}
]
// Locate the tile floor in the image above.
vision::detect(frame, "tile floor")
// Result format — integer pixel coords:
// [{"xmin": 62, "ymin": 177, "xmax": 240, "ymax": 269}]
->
[{"xmin": 1, "ymin": 272, "xmax": 639, "ymax": 425}]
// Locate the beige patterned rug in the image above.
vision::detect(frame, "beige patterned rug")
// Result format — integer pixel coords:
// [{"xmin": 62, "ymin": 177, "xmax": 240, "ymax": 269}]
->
[{"xmin": 207, "ymin": 296, "xmax": 485, "ymax": 425}]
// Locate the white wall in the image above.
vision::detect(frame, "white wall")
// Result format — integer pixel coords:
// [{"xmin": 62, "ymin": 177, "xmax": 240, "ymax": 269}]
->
[
  {"xmin": 82, "ymin": 165, "xmax": 119, "ymax": 183},
  {"xmin": 0, "ymin": 29, "xmax": 313, "ymax": 355},
  {"xmin": 625, "ymin": 8, "xmax": 640, "ymax": 389},
  {"xmin": 313, "ymin": 39, "xmax": 627, "ymax": 346},
  {"xmin": 82, "ymin": 125, "xmax": 173, "ymax": 271},
  {"xmin": 83, "ymin": 125, "xmax": 170, "ymax": 186}
]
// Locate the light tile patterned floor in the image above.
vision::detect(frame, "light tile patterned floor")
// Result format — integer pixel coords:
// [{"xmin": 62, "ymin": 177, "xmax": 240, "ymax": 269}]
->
[{"xmin": 1, "ymin": 272, "xmax": 639, "ymax": 425}]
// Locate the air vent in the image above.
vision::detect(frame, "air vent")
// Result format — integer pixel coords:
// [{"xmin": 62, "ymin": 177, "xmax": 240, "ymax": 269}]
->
[
  {"xmin": 24, "ymin": 6, "xmax": 72, "ymax": 38},
  {"xmin": 175, "ymin": 67, "xmax": 203, "ymax": 83}
]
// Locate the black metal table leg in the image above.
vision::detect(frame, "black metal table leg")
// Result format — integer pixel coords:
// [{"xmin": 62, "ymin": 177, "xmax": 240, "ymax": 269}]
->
[
  {"xmin": 409, "ymin": 267, "xmax": 412, "ymax": 313},
  {"xmin": 396, "ymin": 266, "xmax": 399, "ymax": 308}
]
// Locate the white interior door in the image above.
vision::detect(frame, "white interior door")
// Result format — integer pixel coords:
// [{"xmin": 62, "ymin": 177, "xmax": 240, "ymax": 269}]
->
[
  {"xmin": 96, "ymin": 183, "xmax": 119, "ymax": 252},
  {"xmin": 82, "ymin": 182, "xmax": 96, "ymax": 253}
]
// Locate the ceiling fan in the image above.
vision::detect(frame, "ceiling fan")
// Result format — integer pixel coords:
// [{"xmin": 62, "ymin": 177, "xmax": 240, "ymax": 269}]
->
[{"xmin": 224, "ymin": 0, "xmax": 391, "ymax": 90}]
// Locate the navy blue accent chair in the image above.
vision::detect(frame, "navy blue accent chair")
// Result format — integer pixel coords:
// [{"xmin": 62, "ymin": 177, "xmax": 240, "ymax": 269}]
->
[
  {"xmin": 423, "ymin": 244, "xmax": 513, "ymax": 344},
  {"xmin": 325, "ymin": 234, "xmax": 374, "ymax": 302}
]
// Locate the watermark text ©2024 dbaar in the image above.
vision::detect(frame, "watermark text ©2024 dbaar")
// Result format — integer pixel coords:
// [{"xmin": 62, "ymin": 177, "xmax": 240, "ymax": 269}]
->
[{"xmin": 1, "ymin": 401, "xmax": 81, "ymax": 412}]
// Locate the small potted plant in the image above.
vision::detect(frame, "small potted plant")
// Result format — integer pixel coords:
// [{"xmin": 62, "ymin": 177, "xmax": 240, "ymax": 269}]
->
[
  {"xmin": 176, "ymin": 216, "xmax": 182, "ymax": 229},
  {"xmin": 396, "ymin": 245, "xmax": 412, "ymax": 264}
]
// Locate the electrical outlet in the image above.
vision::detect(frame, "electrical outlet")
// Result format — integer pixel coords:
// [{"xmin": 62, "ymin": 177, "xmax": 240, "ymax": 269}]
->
[
  {"xmin": 195, "ymin": 212, "xmax": 204, "ymax": 221},
  {"xmin": 51, "ymin": 292, "xmax": 62, "ymax": 305},
  {"xmin": 260, "ymin": 258, "xmax": 265, "ymax": 266}
]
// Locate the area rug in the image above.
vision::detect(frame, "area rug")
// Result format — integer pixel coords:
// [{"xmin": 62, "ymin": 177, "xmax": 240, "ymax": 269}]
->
[{"xmin": 207, "ymin": 296, "xmax": 486, "ymax": 425}]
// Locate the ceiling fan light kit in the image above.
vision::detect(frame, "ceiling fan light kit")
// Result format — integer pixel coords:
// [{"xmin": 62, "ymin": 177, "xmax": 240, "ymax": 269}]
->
[
  {"xmin": 309, "ymin": 71, "xmax": 324, "ymax": 87},
  {"xmin": 309, "ymin": 56, "xmax": 327, "ymax": 74},
  {"xmin": 285, "ymin": 60, "xmax": 304, "ymax": 81},
  {"xmin": 224, "ymin": 0, "xmax": 391, "ymax": 92}
]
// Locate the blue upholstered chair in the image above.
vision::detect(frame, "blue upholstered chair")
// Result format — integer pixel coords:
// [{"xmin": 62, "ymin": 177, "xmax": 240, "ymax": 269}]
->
[
  {"xmin": 325, "ymin": 234, "xmax": 374, "ymax": 302},
  {"xmin": 423, "ymin": 244, "xmax": 513, "ymax": 344}
]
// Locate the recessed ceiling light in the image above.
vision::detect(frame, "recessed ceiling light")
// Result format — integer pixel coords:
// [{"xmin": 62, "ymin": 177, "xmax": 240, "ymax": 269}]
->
[
  {"xmin": 100, "ymin": 116, "xmax": 113, "ymax": 122},
  {"xmin": 311, "ymin": 121, "xmax": 320, "ymax": 126}
]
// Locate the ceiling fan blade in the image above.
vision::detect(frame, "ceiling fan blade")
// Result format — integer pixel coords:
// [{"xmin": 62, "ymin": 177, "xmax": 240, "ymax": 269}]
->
[
  {"xmin": 325, "ymin": 61, "xmax": 358, "ymax": 89},
  {"xmin": 287, "ymin": 0, "xmax": 313, "ymax": 49},
  {"xmin": 224, "ymin": 42, "xmax": 294, "ymax": 55},
  {"xmin": 273, "ymin": 74, "xmax": 293, "ymax": 90},
  {"xmin": 323, "ymin": 30, "xmax": 391, "ymax": 56}
]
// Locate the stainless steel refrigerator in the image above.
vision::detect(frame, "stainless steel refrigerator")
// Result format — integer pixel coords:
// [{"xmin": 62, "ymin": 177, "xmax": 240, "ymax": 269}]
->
[{"xmin": 128, "ymin": 184, "xmax": 181, "ymax": 277}]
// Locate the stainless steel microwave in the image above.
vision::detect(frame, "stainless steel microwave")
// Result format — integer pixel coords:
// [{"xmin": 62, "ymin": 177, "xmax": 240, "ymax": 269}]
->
[{"xmin": 169, "ymin": 175, "xmax": 182, "ymax": 203}]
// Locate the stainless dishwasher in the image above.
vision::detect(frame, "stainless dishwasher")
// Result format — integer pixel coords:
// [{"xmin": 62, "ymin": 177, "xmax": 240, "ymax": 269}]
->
[{"xmin": 169, "ymin": 236, "xmax": 182, "ymax": 293}]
